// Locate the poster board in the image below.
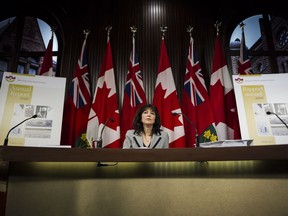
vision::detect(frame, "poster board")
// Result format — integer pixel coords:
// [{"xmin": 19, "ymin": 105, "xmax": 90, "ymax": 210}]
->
[
  {"xmin": 232, "ymin": 73, "xmax": 288, "ymax": 146},
  {"xmin": 0, "ymin": 72, "xmax": 66, "ymax": 147}
]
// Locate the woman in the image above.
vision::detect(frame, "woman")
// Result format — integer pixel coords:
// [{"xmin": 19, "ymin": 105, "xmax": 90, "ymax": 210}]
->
[{"xmin": 122, "ymin": 104, "xmax": 169, "ymax": 149}]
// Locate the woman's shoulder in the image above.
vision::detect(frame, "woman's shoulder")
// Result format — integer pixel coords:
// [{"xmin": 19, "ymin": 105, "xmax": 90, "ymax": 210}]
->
[
  {"xmin": 161, "ymin": 129, "xmax": 168, "ymax": 134},
  {"xmin": 160, "ymin": 130, "xmax": 169, "ymax": 138},
  {"xmin": 126, "ymin": 129, "xmax": 136, "ymax": 136}
]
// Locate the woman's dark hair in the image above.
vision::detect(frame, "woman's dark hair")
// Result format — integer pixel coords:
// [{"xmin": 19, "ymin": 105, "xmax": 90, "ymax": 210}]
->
[{"xmin": 133, "ymin": 104, "xmax": 162, "ymax": 135}]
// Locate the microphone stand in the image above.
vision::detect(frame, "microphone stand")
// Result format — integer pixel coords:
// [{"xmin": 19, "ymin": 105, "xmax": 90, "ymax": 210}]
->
[
  {"xmin": 266, "ymin": 111, "xmax": 288, "ymax": 130},
  {"xmin": 3, "ymin": 114, "xmax": 38, "ymax": 146},
  {"xmin": 172, "ymin": 112, "xmax": 207, "ymax": 164},
  {"xmin": 97, "ymin": 118, "xmax": 112, "ymax": 148},
  {"xmin": 97, "ymin": 118, "xmax": 113, "ymax": 167},
  {"xmin": 173, "ymin": 112, "xmax": 199, "ymax": 147}
]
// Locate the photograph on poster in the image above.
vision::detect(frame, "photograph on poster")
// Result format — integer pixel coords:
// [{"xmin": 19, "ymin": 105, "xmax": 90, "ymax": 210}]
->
[
  {"xmin": 252, "ymin": 102, "xmax": 288, "ymax": 137},
  {"xmin": 9, "ymin": 103, "xmax": 54, "ymax": 139}
]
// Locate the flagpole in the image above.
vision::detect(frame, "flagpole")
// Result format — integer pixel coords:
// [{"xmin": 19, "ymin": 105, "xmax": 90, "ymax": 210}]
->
[
  {"xmin": 87, "ymin": 24, "xmax": 121, "ymax": 149},
  {"xmin": 185, "ymin": 25, "xmax": 200, "ymax": 147},
  {"xmin": 50, "ymin": 26, "xmax": 57, "ymax": 51},
  {"xmin": 155, "ymin": 25, "xmax": 186, "ymax": 148},
  {"xmin": 210, "ymin": 21, "xmax": 242, "ymax": 140}
]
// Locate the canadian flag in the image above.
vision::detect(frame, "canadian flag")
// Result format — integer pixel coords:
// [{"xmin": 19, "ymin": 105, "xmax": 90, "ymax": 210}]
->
[
  {"xmin": 210, "ymin": 35, "xmax": 241, "ymax": 140},
  {"xmin": 152, "ymin": 37, "xmax": 185, "ymax": 148},
  {"xmin": 86, "ymin": 36, "xmax": 121, "ymax": 148}
]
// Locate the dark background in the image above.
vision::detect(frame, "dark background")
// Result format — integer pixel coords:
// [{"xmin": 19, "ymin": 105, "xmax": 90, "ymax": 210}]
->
[{"xmin": 1, "ymin": 0, "xmax": 286, "ymax": 104}]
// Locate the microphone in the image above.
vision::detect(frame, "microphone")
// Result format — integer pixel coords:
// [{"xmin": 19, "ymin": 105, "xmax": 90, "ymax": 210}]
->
[
  {"xmin": 96, "ymin": 117, "xmax": 114, "ymax": 167},
  {"xmin": 266, "ymin": 111, "xmax": 288, "ymax": 130},
  {"xmin": 3, "ymin": 114, "xmax": 38, "ymax": 146},
  {"xmin": 97, "ymin": 118, "xmax": 114, "ymax": 148},
  {"xmin": 172, "ymin": 112, "xmax": 199, "ymax": 147}
]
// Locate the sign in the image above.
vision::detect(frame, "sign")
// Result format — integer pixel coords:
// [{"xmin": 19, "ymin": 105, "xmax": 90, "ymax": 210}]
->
[
  {"xmin": 232, "ymin": 74, "xmax": 288, "ymax": 145},
  {"xmin": 0, "ymin": 72, "xmax": 66, "ymax": 147}
]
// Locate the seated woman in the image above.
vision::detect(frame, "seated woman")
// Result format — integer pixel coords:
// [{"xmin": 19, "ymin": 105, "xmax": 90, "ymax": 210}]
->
[{"xmin": 122, "ymin": 104, "xmax": 169, "ymax": 149}]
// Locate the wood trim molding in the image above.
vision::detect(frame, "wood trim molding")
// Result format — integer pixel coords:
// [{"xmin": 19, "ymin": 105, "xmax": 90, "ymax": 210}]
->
[{"xmin": 1, "ymin": 145, "xmax": 288, "ymax": 162}]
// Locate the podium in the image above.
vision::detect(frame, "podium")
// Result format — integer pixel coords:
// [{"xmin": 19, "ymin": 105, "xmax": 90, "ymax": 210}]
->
[
  {"xmin": 1, "ymin": 145, "xmax": 288, "ymax": 216},
  {"xmin": 1, "ymin": 144, "xmax": 288, "ymax": 162}
]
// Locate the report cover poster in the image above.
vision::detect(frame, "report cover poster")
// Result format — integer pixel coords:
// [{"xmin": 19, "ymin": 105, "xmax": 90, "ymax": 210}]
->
[
  {"xmin": 232, "ymin": 74, "xmax": 288, "ymax": 146},
  {"xmin": 0, "ymin": 72, "xmax": 66, "ymax": 147}
]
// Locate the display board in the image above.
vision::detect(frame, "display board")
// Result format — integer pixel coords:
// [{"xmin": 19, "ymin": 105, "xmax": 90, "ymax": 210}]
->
[
  {"xmin": 232, "ymin": 73, "xmax": 288, "ymax": 145},
  {"xmin": 0, "ymin": 72, "xmax": 66, "ymax": 147}
]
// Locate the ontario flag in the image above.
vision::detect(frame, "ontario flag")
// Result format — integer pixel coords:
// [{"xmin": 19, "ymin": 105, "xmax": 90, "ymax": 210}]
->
[
  {"xmin": 120, "ymin": 34, "xmax": 147, "ymax": 144},
  {"xmin": 39, "ymin": 32, "xmax": 55, "ymax": 76},
  {"xmin": 238, "ymin": 26, "xmax": 253, "ymax": 75},
  {"xmin": 60, "ymin": 35, "xmax": 92, "ymax": 147},
  {"xmin": 86, "ymin": 36, "xmax": 121, "ymax": 148},
  {"xmin": 152, "ymin": 37, "xmax": 185, "ymax": 148},
  {"xmin": 210, "ymin": 35, "xmax": 241, "ymax": 140},
  {"xmin": 182, "ymin": 36, "xmax": 217, "ymax": 147}
]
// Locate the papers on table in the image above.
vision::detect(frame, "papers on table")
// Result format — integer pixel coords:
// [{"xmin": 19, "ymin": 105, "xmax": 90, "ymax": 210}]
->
[{"xmin": 199, "ymin": 140, "xmax": 253, "ymax": 148}]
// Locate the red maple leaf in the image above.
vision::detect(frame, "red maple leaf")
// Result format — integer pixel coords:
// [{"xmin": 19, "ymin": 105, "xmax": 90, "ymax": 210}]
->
[
  {"xmin": 154, "ymin": 83, "xmax": 182, "ymax": 130},
  {"xmin": 92, "ymin": 81, "xmax": 119, "ymax": 131}
]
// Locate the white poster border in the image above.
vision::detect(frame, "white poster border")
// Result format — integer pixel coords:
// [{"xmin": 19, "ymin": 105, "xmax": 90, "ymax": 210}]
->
[
  {"xmin": 232, "ymin": 73, "xmax": 288, "ymax": 146},
  {"xmin": 0, "ymin": 72, "xmax": 66, "ymax": 147}
]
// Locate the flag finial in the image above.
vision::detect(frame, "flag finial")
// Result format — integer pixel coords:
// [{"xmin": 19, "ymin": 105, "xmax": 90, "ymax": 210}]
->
[
  {"xmin": 51, "ymin": 26, "xmax": 57, "ymax": 32},
  {"xmin": 106, "ymin": 26, "xmax": 112, "ymax": 37},
  {"xmin": 50, "ymin": 26, "xmax": 57, "ymax": 37},
  {"xmin": 239, "ymin": 22, "xmax": 246, "ymax": 32},
  {"xmin": 160, "ymin": 26, "xmax": 167, "ymax": 38},
  {"xmin": 130, "ymin": 26, "xmax": 137, "ymax": 37},
  {"xmin": 186, "ymin": 25, "xmax": 193, "ymax": 37},
  {"xmin": 214, "ymin": 21, "xmax": 222, "ymax": 35},
  {"xmin": 83, "ymin": 29, "xmax": 90, "ymax": 39}
]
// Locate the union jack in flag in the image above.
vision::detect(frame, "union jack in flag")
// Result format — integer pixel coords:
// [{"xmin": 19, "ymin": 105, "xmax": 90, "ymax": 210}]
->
[
  {"xmin": 182, "ymin": 35, "xmax": 217, "ymax": 147},
  {"xmin": 120, "ymin": 32, "xmax": 146, "ymax": 144},
  {"xmin": 70, "ymin": 49, "xmax": 90, "ymax": 109},
  {"xmin": 61, "ymin": 32, "xmax": 92, "ymax": 147},
  {"xmin": 184, "ymin": 54, "xmax": 205, "ymax": 107}
]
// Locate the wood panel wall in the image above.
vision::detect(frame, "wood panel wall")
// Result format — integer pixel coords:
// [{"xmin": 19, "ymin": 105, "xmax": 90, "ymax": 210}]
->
[
  {"xmin": 3, "ymin": 0, "xmax": 286, "ymax": 109},
  {"xmin": 59, "ymin": 0, "xmax": 218, "ymax": 109}
]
